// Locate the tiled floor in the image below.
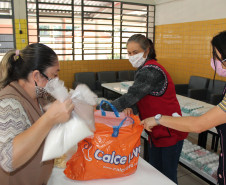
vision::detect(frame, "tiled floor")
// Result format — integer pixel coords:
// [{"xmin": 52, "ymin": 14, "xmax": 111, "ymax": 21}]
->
[
  {"xmin": 177, "ymin": 133, "xmax": 218, "ymax": 184},
  {"xmin": 140, "ymin": 133, "xmax": 217, "ymax": 185},
  {"xmin": 177, "ymin": 164, "xmax": 209, "ymax": 185}
]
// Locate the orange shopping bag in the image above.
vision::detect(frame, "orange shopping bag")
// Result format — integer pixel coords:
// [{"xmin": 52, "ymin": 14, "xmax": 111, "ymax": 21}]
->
[{"xmin": 64, "ymin": 100, "xmax": 143, "ymax": 180}]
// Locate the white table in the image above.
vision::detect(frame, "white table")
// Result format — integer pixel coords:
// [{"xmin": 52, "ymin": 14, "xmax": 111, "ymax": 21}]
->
[
  {"xmin": 47, "ymin": 157, "xmax": 176, "ymax": 185},
  {"xmin": 101, "ymin": 81, "xmax": 133, "ymax": 95}
]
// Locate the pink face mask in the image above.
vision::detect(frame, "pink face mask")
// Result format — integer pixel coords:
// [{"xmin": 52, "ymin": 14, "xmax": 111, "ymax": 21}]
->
[{"xmin": 210, "ymin": 58, "xmax": 226, "ymax": 77}]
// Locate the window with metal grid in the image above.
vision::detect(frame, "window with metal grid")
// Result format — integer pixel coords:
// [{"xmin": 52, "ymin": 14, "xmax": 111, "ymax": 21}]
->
[
  {"xmin": 27, "ymin": 0, "xmax": 155, "ymax": 61},
  {"xmin": 0, "ymin": 0, "xmax": 15, "ymax": 61}
]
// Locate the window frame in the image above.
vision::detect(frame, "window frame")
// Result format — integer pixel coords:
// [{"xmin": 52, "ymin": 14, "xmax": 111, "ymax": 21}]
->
[
  {"xmin": 26, "ymin": 0, "xmax": 155, "ymax": 61},
  {"xmin": 0, "ymin": 0, "xmax": 16, "ymax": 60}
]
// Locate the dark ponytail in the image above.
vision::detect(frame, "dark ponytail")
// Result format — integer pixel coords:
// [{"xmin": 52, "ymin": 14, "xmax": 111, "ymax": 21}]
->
[
  {"xmin": 147, "ymin": 38, "xmax": 157, "ymax": 60},
  {"xmin": 0, "ymin": 43, "xmax": 58, "ymax": 90},
  {"xmin": 0, "ymin": 50, "xmax": 17, "ymax": 89}
]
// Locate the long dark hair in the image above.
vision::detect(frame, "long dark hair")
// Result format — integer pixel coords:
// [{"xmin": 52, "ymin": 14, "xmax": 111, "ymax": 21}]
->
[
  {"xmin": 212, "ymin": 31, "xmax": 226, "ymax": 61},
  {"xmin": 127, "ymin": 34, "xmax": 157, "ymax": 60},
  {"xmin": 0, "ymin": 43, "xmax": 58, "ymax": 89},
  {"xmin": 211, "ymin": 31, "xmax": 226, "ymax": 90}
]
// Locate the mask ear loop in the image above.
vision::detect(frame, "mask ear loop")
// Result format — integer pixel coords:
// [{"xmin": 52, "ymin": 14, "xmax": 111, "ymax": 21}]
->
[
  {"xmin": 213, "ymin": 58, "xmax": 216, "ymax": 89},
  {"xmin": 34, "ymin": 80, "xmax": 45, "ymax": 113},
  {"xmin": 34, "ymin": 81, "xmax": 39, "ymax": 100},
  {"xmin": 212, "ymin": 48, "xmax": 217, "ymax": 89}
]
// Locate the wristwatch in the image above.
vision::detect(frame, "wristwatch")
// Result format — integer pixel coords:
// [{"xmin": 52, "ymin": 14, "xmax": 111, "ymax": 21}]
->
[{"xmin": 154, "ymin": 114, "xmax": 162, "ymax": 125}]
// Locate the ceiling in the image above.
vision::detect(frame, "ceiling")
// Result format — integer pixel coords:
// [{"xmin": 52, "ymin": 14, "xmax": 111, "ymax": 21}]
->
[
  {"xmin": 151, "ymin": 0, "xmax": 181, "ymax": 5},
  {"xmin": 114, "ymin": 0, "xmax": 181, "ymax": 5}
]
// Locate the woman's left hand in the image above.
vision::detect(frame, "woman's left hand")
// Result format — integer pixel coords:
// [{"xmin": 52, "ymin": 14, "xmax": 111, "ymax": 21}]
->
[
  {"xmin": 123, "ymin": 108, "xmax": 133, "ymax": 117},
  {"xmin": 140, "ymin": 117, "xmax": 158, "ymax": 132}
]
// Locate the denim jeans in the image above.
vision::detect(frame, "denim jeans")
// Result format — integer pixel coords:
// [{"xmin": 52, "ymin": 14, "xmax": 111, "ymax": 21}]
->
[{"xmin": 148, "ymin": 140, "xmax": 184, "ymax": 184}]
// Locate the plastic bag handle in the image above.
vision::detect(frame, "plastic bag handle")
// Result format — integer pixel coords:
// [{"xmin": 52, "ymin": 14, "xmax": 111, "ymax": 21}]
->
[
  {"xmin": 99, "ymin": 100, "xmax": 120, "ymax": 117},
  {"xmin": 112, "ymin": 116, "xmax": 134, "ymax": 137}
]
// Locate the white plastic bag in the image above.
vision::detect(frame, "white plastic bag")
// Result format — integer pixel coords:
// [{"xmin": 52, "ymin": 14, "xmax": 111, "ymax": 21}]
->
[
  {"xmin": 42, "ymin": 78, "xmax": 96, "ymax": 162},
  {"xmin": 70, "ymin": 84, "xmax": 97, "ymax": 106},
  {"xmin": 70, "ymin": 84, "xmax": 97, "ymax": 131}
]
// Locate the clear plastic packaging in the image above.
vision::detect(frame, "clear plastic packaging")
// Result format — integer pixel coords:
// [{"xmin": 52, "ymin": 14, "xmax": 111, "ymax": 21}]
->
[
  {"xmin": 181, "ymin": 103, "xmax": 204, "ymax": 114},
  {"xmin": 181, "ymin": 144, "xmax": 201, "ymax": 160},
  {"xmin": 187, "ymin": 149, "xmax": 210, "ymax": 162},
  {"xmin": 181, "ymin": 140, "xmax": 219, "ymax": 180},
  {"xmin": 190, "ymin": 107, "xmax": 212, "ymax": 117},
  {"xmin": 203, "ymin": 161, "xmax": 219, "ymax": 178},
  {"xmin": 42, "ymin": 78, "xmax": 97, "ymax": 162}
]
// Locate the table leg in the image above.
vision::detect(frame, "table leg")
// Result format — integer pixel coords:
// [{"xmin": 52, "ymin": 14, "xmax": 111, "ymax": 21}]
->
[
  {"xmin": 198, "ymin": 131, "xmax": 208, "ymax": 149},
  {"xmin": 214, "ymin": 136, "xmax": 219, "ymax": 152},
  {"xmin": 143, "ymin": 139, "xmax": 149, "ymax": 162},
  {"xmin": 211, "ymin": 135, "xmax": 216, "ymax": 150}
]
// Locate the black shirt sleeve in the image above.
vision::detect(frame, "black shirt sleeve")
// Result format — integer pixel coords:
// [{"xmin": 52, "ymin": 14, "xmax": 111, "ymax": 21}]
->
[{"xmin": 100, "ymin": 65, "xmax": 168, "ymax": 112}]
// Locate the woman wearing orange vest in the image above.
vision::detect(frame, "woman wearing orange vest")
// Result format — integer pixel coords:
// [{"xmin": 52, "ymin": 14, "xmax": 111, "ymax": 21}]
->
[{"xmin": 100, "ymin": 34, "xmax": 188, "ymax": 184}]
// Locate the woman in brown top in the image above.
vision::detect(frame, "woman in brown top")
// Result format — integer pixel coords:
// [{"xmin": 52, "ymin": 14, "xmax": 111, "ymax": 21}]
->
[{"xmin": 0, "ymin": 43, "xmax": 74, "ymax": 185}]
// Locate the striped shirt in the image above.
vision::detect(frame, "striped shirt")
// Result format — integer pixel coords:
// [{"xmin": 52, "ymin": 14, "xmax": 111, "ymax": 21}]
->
[
  {"xmin": 0, "ymin": 98, "xmax": 31, "ymax": 172},
  {"xmin": 218, "ymin": 95, "xmax": 226, "ymax": 112},
  {"xmin": 216, "ymin": 94, "xmax": 226, "ymax": 185}
]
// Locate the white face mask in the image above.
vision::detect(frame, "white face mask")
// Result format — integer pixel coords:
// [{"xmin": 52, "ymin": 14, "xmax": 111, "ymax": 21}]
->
[{"xmin": 128, "ymin": 52, "xmax": 147, "ymax": 68}]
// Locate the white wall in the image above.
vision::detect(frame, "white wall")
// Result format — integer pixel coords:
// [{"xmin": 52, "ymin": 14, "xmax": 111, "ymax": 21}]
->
[
  {"xmin": 112, "ymin": 0, "xmax": 180, "ymax": 5},
  {"xmin": 111, "ymin": 0, "xmax": 155, "ymax": 5},
  {"xmin": 155, "ymin": 0, "xmax": 226, "ymax": 25},
  {"xmin": 14, "ymin": 0, "xmax": 26, "ymax": 19}
]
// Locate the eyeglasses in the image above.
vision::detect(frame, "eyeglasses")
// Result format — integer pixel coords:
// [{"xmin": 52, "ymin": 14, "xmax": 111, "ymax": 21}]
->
[
  {"xmin": 219, "ymin": 58, "xmax": 226, "ymax": 67},
  {"xmin": 222, "ymin": 58, "xmax": 226, "ymax": 63},
  {"xmin": 40, "ymin": 71, "xmax": 52, "ymax": 81}
]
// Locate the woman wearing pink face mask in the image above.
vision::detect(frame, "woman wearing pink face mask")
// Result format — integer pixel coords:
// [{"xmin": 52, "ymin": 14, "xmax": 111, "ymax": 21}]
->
[
  {"xmin": 141, "ymin": 30, "xmax": 226, "ymax": 185},
  {"xmin": 211, "ymin": 57, "xmax": 226, "ymax": 77}
]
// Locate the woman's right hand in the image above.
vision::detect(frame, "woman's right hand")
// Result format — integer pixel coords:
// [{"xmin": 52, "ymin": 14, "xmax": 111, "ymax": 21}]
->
[
  {"xmin": 140, "ymin": 117, "xmax": 157, "ymax": 132},
  {"xmin": 123, "ymin": 108, "xmax": 133, "ymax": 117},
  {"xmin": 46, "ymin": 99, "xmax": 74, "ymax": 126}
]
